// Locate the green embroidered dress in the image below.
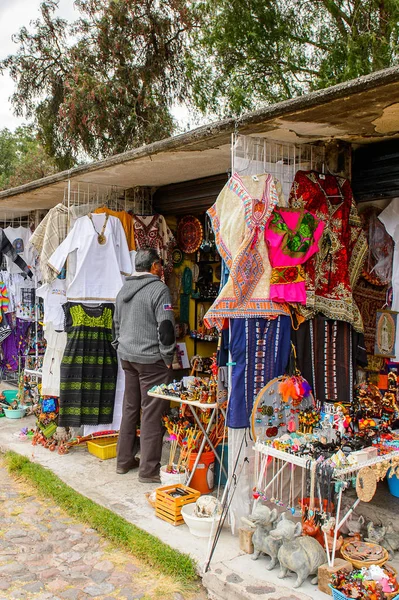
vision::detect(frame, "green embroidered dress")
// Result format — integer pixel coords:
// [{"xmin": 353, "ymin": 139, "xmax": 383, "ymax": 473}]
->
[{"xmin": 59, "ymin": 303, "xmax": 117, "ymax": 427}]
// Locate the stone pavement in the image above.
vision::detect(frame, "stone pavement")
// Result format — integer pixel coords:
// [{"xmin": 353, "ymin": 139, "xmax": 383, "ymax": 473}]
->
[{"xmin": 0, "ymin": 458, "xmax": 207, "ymax": 600}]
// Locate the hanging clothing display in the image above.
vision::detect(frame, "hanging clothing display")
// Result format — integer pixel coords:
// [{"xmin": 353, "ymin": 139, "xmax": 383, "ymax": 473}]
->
[
  {"xmin": 204, "ymin": 173, "xmax": 291, "ymax": 331},
  {"xmin": 353, "ymin": 275, "xmax": 388, "ymax": 357},
  {"xmin": 0, "ymin": 280, "xmax": 10, "ymax": 315},
  {"xmin": 133, "ymin": 213, "xmax": 176, "ymax": 280},
  {"xmin": 288, "ymin": 171, "xmax": 367, "ymax": 331},
  {"xmin": 58, "ymin": 303, "xmax": 118, "ymax": 428},
  {"xmin": 227, "ymin": 315, "xmax": 291, "ymax": 428},
  {"xmin": 291, "ymin": 315, "xmax": 367, "ymax": 404},
  {"xmin": 30, "ymin": 203, "xmax": 69, "ymax": 283},
  {"xmin": 15, "ymin": 278, "xmax": 36, "ymax": 321},
  {"xmin": 0, "ymin": 230, "xmax": 33, "ymax": 278},
  {"xmin": 93, "ymin": 206, "xmax": 136, "ymax": 251},
  {"xmin": 379, "ymin": 198, "xmax": 399, "ymax": 361},
  {"xmin": 4, "ymin": 225, "xmax": 37, "ymax": 275},
  {"xmin": 36, "ymin": 279, "xmax": 67, "ymax": 331},
  {"xmin": 1, "ymin": 313, "xmax": 31, "ymax": 372},
  {"xmin": 265, "ymin": 207, "xmax": 325, "ymax": 304},
  {"xmin": 41, "ymin": 323, "xmax": 67, "ymax": 397},
  {"xmin": 48, "ymin": 213, "xmax": 131, "ymax": 302}
]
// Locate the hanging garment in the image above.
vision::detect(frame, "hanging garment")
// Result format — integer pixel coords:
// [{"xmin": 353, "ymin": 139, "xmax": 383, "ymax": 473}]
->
[
  {"xmin": 15, "ymin": 278, "xmax": 36, "ymax": 321},
  {"xmin": 48, "ymin": 213, "xmax": 132, "ymax": 302},
  {"xmin": 0, "ymin": 230, "xmax": 32, "ymax": 278},
  {"xmin": 4, "ymin": 226, "xmax": 37, "ymax": 275},
  {"xmin": 83, "ymin": 357, "xmax": 125, "ymax": 435},
  {"xmin": 265, "ymin": 207, "xmax": 325, "ymax": 304},
  {"xmin": 228, "ymin": 316, "xmax": 291, "ymax": 428},
  {"xmin": 133, "ymin": 213, "xmax": 176, "ymax": 281},
  {"xmin": 41, "ymin": 323, "xmax": 67, "ymax": 397},
  {"xmin": 291, "ymin": 315, "xmax": 367, "ymax": 404},
  {"xmin": 58, "ymin": 303, "xmax": 118, "ymax": 427},
  {"xmin": 204, "ymin": 173, "xmax": 291, "ymax": 331},
  {"xmin": 1, "ymin": 272, "xmax": 27, "ymax": 314},
  {"xmin": 353, "ymin": 275, "xmax": 388, "ymax": 356},
  {"xmin": 288, "ymin": 171, "xmax": 367, "ymax": 331},
  {"xmin": 379, "ymin": 199, "xmax": 399, "ymax": 361},
  {"xmin": 30, "ymin": 203, "xmax": 69, "ymax": 283},
  {"xmin": 93, "ymin": 207, "xmax": 135, "ymax": 251},
  {"xmin": 0, "ymin": 314, "xmax": 31, "ymax": 372},
  {"xmin": 36, "ymin": 279, "xmax": 67, "ymax": 331},
  {"xmin": 0, "ymin": 281, "xmax": 10, "ymax": 315}
]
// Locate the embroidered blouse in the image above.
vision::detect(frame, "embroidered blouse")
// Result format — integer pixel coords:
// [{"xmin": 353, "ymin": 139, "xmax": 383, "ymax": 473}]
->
[
  {"xmin": 204, "ymin": 173, "xmax": 291, "ymax": 331},
  {"xmin": 133, "ymin": 214, "xmax": 176, "ymax": 281},
  {"xmin": 288, "ymin": 171, "xmax": 367, "ymax": 331},
  {"xmin": 265, "ymin": 208, "xmax": 325, "ymax": 304}
]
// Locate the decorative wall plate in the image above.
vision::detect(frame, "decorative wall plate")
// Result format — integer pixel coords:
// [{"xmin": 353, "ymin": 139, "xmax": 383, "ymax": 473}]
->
[
  {"xmin": 177, "ymin": 216, "xmax": 203, "ymax": 254},
  {"xmin": 172, "ymin": 248, "xmax": 184, "ymax": 267}
]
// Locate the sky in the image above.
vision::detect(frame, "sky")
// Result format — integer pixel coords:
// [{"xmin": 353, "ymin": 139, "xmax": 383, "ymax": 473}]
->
[
  {"xmin": 0, "ymin": 0, "xmax": 78, "ymax": 130},
  {"xmin": 0, "ymin": 0, "xmax": 192, "ymax": 133}
]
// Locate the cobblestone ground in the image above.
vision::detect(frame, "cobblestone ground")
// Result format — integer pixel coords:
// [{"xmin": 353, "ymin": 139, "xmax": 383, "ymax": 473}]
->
[{"xmin": 0, "ymin": 459, "xmax": 207, "ymax": 600}]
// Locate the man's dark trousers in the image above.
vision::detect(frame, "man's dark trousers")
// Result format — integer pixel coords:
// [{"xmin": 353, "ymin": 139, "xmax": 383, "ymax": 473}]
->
[{"xmin": 117, "ymin": 359, "xmax": 171, "ymax": 477}]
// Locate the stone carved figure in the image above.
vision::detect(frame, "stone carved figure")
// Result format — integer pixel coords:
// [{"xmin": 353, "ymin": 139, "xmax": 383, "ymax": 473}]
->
[
  {"xmin": 269, "ymin": 515, "xmax": 327, "ymax": 588},
  {"xmin": 365, "ymin": 521, "xmax": 399, "ymax": 557},
  {"xmin": 242, "ymin": 505, "xmax": 280, "ymax": 569}
]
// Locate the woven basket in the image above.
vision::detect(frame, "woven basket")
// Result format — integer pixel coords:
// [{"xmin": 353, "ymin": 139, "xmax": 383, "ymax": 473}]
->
[
  {"xmin": 330, "ymin": 584, "xmax": 399, "ymax": 600},
  {"xmin": 145, "ymin": 491, "xmax": 156, "ymax": 509},
  {"xmin": 341, "ymin": 540, "xmax": 389, "ymax": 568}
]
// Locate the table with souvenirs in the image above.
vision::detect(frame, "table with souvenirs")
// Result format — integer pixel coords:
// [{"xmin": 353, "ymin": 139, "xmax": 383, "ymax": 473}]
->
[
  {"xmin": 148, "ymin": 356, "xmax": 228, "ymax": 486},
  {"xmin": 248, "ymin": 370, "xmax": 399, "ymax": 599}
]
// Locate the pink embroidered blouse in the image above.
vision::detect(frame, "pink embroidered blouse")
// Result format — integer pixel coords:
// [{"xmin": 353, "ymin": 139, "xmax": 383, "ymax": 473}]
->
[{"xmin": 265, "ymin": 208, "xmax": 324, "ymax": 304}]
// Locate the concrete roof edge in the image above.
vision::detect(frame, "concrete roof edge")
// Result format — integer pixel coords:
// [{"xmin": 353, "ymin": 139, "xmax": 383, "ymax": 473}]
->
[{"xmin": 1, "ymin": 65, "xmax": 399, "ymax": 201}]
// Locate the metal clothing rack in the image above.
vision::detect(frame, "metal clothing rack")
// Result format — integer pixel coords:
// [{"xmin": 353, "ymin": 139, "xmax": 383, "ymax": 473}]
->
[
  {"xmin": 232, "ymin": 134, "xmax": 326, "ymax": 200},
  {"xmin": 62, "ymin": 180, "xmax": 154, "ymax": 217}
]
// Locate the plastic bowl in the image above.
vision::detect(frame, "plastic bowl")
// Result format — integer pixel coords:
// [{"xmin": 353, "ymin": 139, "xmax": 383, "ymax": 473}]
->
[
  {"xmin": 181, "ymin": 502, "xmax": 221, "ymax": 538},
  {"xmin": 2, "ymin": 389, "xmax": 18, "ymax": 404},
  {"xmin": 3, "ymin": 406, "xmax": 27, "ymax": 419}
]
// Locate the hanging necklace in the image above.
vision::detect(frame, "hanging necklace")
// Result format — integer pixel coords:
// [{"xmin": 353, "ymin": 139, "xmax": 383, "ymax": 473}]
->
[{"xmin": 88, "ymin": 213, "xmax": 109, "ymax": 245}]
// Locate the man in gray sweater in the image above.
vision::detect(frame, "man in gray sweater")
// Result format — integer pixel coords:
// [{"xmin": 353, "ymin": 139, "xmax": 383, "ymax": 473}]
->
[{"xmin": 113, "ymin": 248, "xmax": 176, "ymax": 482}]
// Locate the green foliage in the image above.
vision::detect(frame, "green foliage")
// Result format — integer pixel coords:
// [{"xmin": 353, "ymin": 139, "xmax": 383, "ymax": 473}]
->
[
  {"xmin": 4, "ymin": 451, "xmax": 199, "ymax": 582},
  {"xmin": 1, "ymin": 0, "xmax": 198, "ymax": 163},
  {"xmin": 191, "ymin": 0, "xmax": 399, "ymax": 115},
  {"xmin": 0, "ymin": 125, "xmax": 57, "ymax": 190},
  {"xmin": 2, "ymin": 0, "xmax": 399, "ymax": 159}
]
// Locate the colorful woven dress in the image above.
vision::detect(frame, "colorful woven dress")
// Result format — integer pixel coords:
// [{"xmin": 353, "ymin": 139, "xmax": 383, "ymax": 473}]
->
[
  {"xmin": 265, "ymin": 208, "xmax": 325, "ymax": 304},
  {"xmin": 58, "ymin": 303, "xmax": 117, "ymax": 427},
  {"xmin": 204, "ymin": 173, "xmax": 291, "ymax": 330}
]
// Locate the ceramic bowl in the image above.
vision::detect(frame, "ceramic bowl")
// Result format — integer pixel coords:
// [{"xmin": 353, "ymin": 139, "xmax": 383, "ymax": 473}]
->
[{"xmin": 181, "ymin": 502, "xmax": 221, "ymax": 538}]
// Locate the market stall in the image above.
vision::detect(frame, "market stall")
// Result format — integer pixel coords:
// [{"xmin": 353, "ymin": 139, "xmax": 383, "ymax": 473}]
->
[{"xmin": 1, "ymin": 128, "xmax": 399, "ymax": 599}]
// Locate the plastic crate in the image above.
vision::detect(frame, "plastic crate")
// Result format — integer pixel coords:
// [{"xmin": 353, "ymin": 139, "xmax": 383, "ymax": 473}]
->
[
  {"xmin": 155, "ymin": 483, "xmax": 201, "ymax": 526},
  {"xmin": 87, "ymin": 437, "xmax": 117, "ymax": 460}
]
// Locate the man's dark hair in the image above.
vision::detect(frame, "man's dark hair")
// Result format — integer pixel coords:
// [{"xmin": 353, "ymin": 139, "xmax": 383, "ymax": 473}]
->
[{"xmin": 135, "ymin": 248, "xmax": 160, "ymax": 272}]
